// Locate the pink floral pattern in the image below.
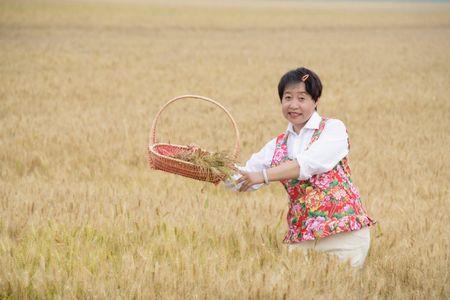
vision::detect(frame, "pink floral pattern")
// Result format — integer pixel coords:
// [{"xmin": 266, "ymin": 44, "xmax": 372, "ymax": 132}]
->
[{"xmin": 272, "ymin": 118, "xmax": 376, "ymax": 243}]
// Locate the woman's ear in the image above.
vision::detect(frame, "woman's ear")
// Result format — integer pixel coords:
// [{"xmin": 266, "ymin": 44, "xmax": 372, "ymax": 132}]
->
[{"xmin": 314, "ymin": 98, "xmax": 320, "ymax": 111}]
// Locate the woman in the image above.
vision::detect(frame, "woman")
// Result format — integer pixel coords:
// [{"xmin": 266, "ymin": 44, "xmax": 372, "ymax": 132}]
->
[{"xmin": 233, "ymin": 67, "xmax": 376, "ymax": 268}]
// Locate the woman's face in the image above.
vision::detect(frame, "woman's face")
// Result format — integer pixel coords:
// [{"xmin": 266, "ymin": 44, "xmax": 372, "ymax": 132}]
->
[{"xmin": 281, "ymin": 82, "xmax": 318, "ymax": 133}]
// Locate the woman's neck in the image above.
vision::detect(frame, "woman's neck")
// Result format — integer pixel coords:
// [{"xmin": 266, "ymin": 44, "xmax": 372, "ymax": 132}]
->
[{"xmin": 293, "ymin": 124, "xmax": 305, "ymax": 134}]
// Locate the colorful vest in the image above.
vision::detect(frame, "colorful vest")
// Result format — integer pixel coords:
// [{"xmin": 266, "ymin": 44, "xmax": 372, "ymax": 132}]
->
[{"xmin": 271, "ymin": 118, "xmax": 376, "ymax": 243}]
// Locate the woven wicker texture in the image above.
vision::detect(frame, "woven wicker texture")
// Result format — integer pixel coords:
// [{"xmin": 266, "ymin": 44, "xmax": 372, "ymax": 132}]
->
[{"xmin": 148, "ymin": 95, "xmax": 240, "ymax": 184}]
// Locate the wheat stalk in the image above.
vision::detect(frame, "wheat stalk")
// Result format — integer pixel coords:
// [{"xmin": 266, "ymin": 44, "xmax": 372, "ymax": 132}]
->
[{"xmin": 171, "ymin": 146, "xmax": 238, "ymax": 181}]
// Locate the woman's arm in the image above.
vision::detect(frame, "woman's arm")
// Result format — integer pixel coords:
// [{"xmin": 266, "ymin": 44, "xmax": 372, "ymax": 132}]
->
[
  {"xmin": 242, "ymin": 138, "xmax": 276, "ymax": 173},
  {"xmin": 296, "ymin": 119, "xmax": 348, "ymax": 180},
  {"xmin": 237, "ymin": 119, "xmax": 349, "ymax": 192},
  {"xmin": 237, "ymin": 160, "xmax": 300, "ymax": 192},
  {"xmin": 224, "ymin": 138, "xmax": 276, "ymax": 191}
]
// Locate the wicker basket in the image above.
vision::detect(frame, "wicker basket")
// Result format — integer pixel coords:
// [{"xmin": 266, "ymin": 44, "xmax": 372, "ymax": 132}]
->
[{"xmin": 148, "ymin": 95, "xmax": 240, "ymax": 185}]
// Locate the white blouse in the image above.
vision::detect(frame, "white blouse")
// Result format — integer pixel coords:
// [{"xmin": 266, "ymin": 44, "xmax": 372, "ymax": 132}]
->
[{"xmin": 236, "ymin": 111, "xmax": 349, "ymax": 190}]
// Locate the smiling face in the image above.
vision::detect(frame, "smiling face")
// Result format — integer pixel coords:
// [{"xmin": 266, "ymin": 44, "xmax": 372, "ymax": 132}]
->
[{"xmin": 281, "ymin": 82, "xmax": 318, "ymax": 134}]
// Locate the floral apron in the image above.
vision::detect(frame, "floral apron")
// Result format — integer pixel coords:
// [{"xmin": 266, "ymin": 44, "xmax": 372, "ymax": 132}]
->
[{"xmin": 271, "ymin": 118, "xmax": 376, "ymax": 243}]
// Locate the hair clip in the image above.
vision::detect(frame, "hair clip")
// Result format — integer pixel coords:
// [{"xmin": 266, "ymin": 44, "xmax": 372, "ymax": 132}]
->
[{"xmin": 301, "ymin": 74, "xmax": 309, "ymax": 82}]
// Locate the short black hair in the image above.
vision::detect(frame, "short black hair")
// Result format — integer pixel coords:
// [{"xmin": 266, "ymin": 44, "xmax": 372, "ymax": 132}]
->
[{"xmin": 278, "ymin": 67, "xmax": 322, "ymax": 102}]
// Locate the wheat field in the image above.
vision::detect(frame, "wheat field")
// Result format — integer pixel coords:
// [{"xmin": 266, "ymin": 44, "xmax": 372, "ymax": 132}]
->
[{"xmin": 1, "ymin": 0, "xmax": 449, "ymax": 299}]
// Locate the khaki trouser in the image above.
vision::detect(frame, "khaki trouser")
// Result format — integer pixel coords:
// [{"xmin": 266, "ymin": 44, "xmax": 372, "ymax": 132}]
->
[{"xmin": 288, "ymin": 227, "xmax": 371, "ymax": 268}]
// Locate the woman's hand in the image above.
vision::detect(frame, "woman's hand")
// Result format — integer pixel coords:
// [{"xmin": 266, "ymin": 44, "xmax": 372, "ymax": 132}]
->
[{"xmin": 236, "ymin": 170, "xmax": 264, "ymax": 192}]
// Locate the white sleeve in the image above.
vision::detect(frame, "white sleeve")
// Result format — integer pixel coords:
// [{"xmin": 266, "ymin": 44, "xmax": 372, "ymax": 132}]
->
[
  {"xmin": 229, "ymin": 138, "xmax": 275, "ymax": 191},
  {"xmin": 243, "ymin": 138, "xmax": 276, "ymax": 172},
  {"xmin": 296, "ymin": 119, "xmax": 349, "ymax": 180}
]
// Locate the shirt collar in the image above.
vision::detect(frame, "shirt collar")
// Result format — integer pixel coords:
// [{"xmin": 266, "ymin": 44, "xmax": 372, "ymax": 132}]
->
[{"xmin": 286, "ymin": 111, "xmax": 322, "ymax": 135}]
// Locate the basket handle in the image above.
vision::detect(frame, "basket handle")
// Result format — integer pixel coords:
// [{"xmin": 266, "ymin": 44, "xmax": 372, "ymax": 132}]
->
[{"xmin": 150, "ymin": 95, "xmax": 241, "ymax": 159}]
